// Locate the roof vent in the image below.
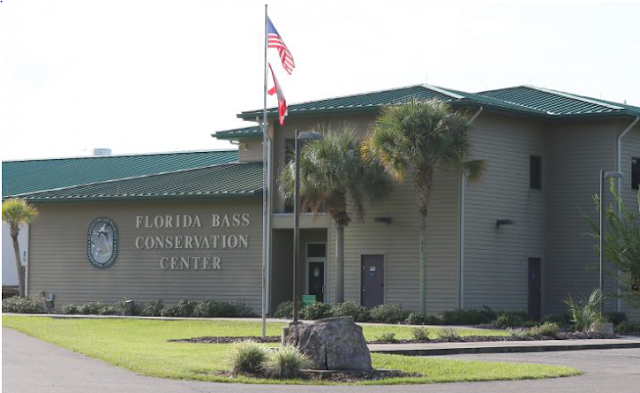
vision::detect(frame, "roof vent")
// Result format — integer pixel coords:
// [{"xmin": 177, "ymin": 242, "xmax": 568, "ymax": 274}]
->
[{"xmin": 93, "ymin": 148, "xmax": 112, "ymax": 156}]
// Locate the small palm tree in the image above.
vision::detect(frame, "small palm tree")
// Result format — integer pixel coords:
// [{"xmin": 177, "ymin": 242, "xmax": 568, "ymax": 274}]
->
[
  {"xmin": 2, "ymin": 199, "xmax": 39, "ymax": 297},
  {"xmin": 368, "ymin": 99, "xmax": 485, "ymax": 315},
  {"xmin": 279, "ymin": 125, "xmax": 390, "ymax": 303}
]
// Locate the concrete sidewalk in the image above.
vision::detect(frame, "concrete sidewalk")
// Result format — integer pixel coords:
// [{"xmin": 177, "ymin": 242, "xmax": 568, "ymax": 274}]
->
[{"xmin": 369, "ymin": 336, "xmax": 640, "ymax": 356}]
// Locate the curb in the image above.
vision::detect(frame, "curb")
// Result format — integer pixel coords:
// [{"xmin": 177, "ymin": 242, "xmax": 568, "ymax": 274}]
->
[{"xmin": 369, "ymin": 342, "xmax": 640, "ymax": 356}]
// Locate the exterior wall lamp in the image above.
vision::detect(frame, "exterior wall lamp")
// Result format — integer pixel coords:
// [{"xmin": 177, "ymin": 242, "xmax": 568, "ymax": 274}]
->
[
  {"xmin": 292, "ymin": 130, "xmax": 323, "ymax": 325},
  {"xmin": 496, "ymin": 219, "xmax": 516, "ymax": 228},
  {"xmin": 374, "ymin": 217, "xmax": 392, "ymax": 224}
]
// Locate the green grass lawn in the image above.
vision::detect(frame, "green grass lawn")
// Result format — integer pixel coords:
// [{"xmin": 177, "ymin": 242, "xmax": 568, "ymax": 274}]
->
[{"xmin": 2, "ymin": 316, "xmax": 579, "ymax": 385}]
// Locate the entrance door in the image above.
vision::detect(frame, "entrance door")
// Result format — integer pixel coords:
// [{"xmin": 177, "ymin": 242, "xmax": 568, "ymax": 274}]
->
[
  {"xmin": 306, "ymin": 243, "xmax": 326, "ymax": 303},
  {"xmin": 361, "ymin": 255, "xmax": 384, "ymax": 308},
  {"xmin": 528, "ymin": 258, "xmax": 542, "ymax": 320},
  {"xmin": 307, "ymin": 262, "xmax": 325, "ymax": 303}
]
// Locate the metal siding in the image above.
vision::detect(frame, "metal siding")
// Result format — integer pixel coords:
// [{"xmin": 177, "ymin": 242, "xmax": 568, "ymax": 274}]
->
[
  {"xmin": 620, "ymin": 126, "xmax": 640, "ymax": 321},
  {"xmin": 463, "ymin": 114, "xmax": 546, "ymax": 312},
  {"xmin": 544, "ymin": 120, "xmax": 620, "ymax": 315},
  {"xmin": 238, "ymin": 139, "xmax": 264, "ymax": 162},
  {"xmin": 27, "ymin": 200, "xmax": 263, "ymax": 311}
]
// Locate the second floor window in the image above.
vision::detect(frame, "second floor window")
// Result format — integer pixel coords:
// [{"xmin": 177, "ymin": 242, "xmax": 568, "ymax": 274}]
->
[
  {"xmin": 633, "ymin": 157, "xmax": 639, "ymax": 190},
  {"xmin": 530, "ymin": 156, "xmax": 542, "ymax": 189}
]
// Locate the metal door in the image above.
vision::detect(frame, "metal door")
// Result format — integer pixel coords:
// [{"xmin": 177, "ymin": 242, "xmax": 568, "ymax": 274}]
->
[
  {"xmin": 307, "ymin": 261, "xmax": 325, "ymax": 303},
  {"xmin": 361, "ymin": 255, "xmax": 384, "ymax": 308},
  {"xmin": 528, "ymin": 258, "xmax": 542, "ymax": 320}
]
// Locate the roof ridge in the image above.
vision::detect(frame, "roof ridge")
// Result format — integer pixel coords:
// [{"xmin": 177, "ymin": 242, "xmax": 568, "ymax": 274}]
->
[
  {"xmin": 238, "ymin": 83, "xmax": 429, "ymax": 117},
  {"xmin": 423, "ymin": 84, "xmax": 466, "ymax": 99},
  {"xmin": 2, "ymin": 149, "xmax": 237, "ymax": 164},
  {"xmin": 523, "ymin": 85, "xmax": 625, "ymax": 111},
  {"xmin": 6, "ymin": 161, "xmax": 259, "ymax": 199}
]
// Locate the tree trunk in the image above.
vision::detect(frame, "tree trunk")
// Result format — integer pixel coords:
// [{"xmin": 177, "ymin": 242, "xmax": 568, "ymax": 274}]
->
[
  {"xmin": 419, "ymin": 213, "xmax": 427, "ymax": 315},
  {"xmin": 335, "ymin": 224, "xmax": 345, "ymax": 304},
  {"xmin": 11, "ymin": 234, "xmax": 25, "ymax": 297}
]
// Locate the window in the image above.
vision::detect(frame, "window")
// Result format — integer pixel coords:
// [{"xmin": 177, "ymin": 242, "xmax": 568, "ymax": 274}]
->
[
  {"xmin": 530, "ymin": 156, "xmax": 542, "ymax": 189},
  {"xmin": 633, "ymin": 157, "xmax": 639, "ymax": 190}
]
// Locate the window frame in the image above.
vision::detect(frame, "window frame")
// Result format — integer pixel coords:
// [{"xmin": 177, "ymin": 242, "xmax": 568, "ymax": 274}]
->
[
  {"xmin": 632, "ymin": 156, "xmax": 639, "ymax": 190},
  {"xmin": 530, "ymin": 155, "xmax": 542, "ymax": 190}
]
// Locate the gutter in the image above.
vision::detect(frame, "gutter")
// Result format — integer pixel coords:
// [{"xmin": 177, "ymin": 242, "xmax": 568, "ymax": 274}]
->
[
  {"xmin": 616, "ymin": 116, "xmax": 639, "ymax": 312},
  {"xmin": 460, "ymin": 106, "xmax": 484, "ymax": 310}
]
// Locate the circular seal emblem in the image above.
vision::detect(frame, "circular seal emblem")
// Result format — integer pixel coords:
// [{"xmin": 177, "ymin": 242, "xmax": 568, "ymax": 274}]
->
[{"xmin": 87, "ymin": 217, "xmax": 118, "ymax": 268}]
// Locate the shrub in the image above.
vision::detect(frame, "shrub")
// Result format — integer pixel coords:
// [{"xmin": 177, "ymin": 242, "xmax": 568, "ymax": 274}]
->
[
  {"xmin": 370, "ymin": 304, "xmax": 409, "ymax": 324},
  {"xmin": 492, "ymin": 311, "xmax": 529, "ymax": 329},
  {"xmin": 226, "ymin": 340, "xmax": 268, "ymax": 375},
  {"xmin": 616, "ymin": 321, "xmax": 640, "ymax": 335},
  {"xmin": 77, "ymin": 302, "xmax": 109, "ymax": 315},
  {"xmin": 604, "ymin": 312, "xmax": 627, "ymax": 326},
  {"xmin": 228, "ymin": 301, "xmax": 256, "ymax": 317},
  {"xmin": 161, "ymin": 299, "xmax": 197, "ymax": 317},
  {"xmin": 61, "ymin": 304, "xmax": 79, "ymax": 315},
  {"xmin": 530, "ymin": 322, "xmax": 560, "ymax": 338},
  {"xmin": 411, "ymin": 327, "xmax": 430, "ymax": 340},
  {"xmin": 508, "ymin": 328, "xmax": 532, "ymax": 339},
  {"xmin": 331, "ymin": 301, "xmax": 371, "ymax": 322},
  {"xmin": 141, "ymin": 300, "xmax": 165, "ymax": 316},
  {"xmin": 98, "ymin": 306, "xmax": 118, "ymax": 315},
  {"xmin": 440, "ymin": 307, "xmax": 496, "ymax": 325},
  {"xmin": 405, "ymin": 312, "xmax": 428, "ymax": 325},
  {"xmin": 115, "ymin": 300, "xmax": 142, "ymax": 316},
  {"xmin": 262, "ymin": 345, "xmax": 311, "ymax": 379},
  {"xmin": 437, "ymin": 328, "xmax": 461, "ymax": 341},
  {"xmin": 192, "ymin": 300, "xmax": 256, "ymax": 318},
  {"xmin": 299, "ymin": 302, "xmax": 332, "ymax": 320},
  {"xmin": 2, "ymin": 296, "xmax": 45, "ymax": 314},
  {"xmin": 565, "ymin": 289, "xmax": 604, "ymax": 332},
  {"xmin": 274, "ymin": 301, "xmax": 294, "ymax": 319},
  {"xmin": 376, "ymin": 332, "xmax": 398, "ymax": 342}
]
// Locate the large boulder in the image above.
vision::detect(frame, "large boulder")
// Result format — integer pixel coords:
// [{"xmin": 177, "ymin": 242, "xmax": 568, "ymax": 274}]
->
[{"xmin": 281, "ymin": 316, "xmax": 373, "ymax": 371}]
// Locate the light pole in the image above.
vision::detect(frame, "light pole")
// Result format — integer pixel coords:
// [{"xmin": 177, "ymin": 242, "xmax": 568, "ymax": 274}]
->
[
  {"xmin": 292, "ymin": 130, "xmax": 323, "ymax": 325},
  {"xmin": 599, "ymin": 169, "xmax": 624, "ymax": 316}
]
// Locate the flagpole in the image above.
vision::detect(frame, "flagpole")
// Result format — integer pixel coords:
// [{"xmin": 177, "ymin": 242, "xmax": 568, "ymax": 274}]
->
[{"xmin": 261, "ymin": 3, "xmax": 269, "ymax": 340}]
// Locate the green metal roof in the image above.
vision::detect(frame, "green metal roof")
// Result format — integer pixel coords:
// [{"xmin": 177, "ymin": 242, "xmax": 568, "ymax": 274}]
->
[
  {"xmin": 478, "ymin": 86, "xmax": 640, "ymax": 117},
  {"xmin": 9, "ymin": 162, "xmax": 263, "ymax": 202},
  {"xmin": 2, "ymin": 150, "xmax": 238, "ymax": 198},
  {"xmin": 236, "ymin": 84, "xmax": 640, "ymax": 122},
  {"xmin": 212, "ymin": 126, "xmax": 263, "ymax": 140}
]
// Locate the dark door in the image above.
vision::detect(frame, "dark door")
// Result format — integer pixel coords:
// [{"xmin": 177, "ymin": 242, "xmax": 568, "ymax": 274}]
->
[
  {"xmin": 361, "ymin": 255, "xmax": 384, "ymax": 308},
  {"xmin": 528, "ymin": 258, "xmax": 542, "ymax": 320},
  {"xmin": 307, "ymin": 262, "xmax": 325, "ymax": 303}
]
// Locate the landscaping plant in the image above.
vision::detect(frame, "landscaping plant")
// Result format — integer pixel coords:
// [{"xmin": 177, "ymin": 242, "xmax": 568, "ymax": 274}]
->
[
  {"xmin": 226, "ymin": 340, "xmax": 268, "ymax": 375},
  {"xmin": 331, "ymin": 301, "xmax": 371, "ymax": 322},
  {"xmin": 376, "ymin": 332, "xmax": 398, "ymax": 342},
  {"xmin": 262, "ymin": 345, "xmax": 311, "ymax": 379},
  {"xmin": 369, "ymin": 99, "xmax": 485, "ymax": 315},
  {"xmin": 564, "ymin": 289, "xmax": 604, "ymax": 332},
  {"xmin": 2, "ymin": 295, "xmax": 45, "ymax": 314},
  {"xmin": 370, "ymin": 304, "xmax": 409, "ymax": 324},
  {"xmin": 411, "ymin": 327, "xmax": 430, "ymax": 340},
  {"xmin": 2, "ymin": 199, "xmax": 39, "ymax": 297},
  {"xmin": 299, "ymin": 302, "xmax": 332, "ymax": 320},
  {"xmin": 141, "ymin": 300, "xmax": 165, "ymax": 316},
  {"xmin": 437, "ymin": 328, "xmax": 461, "ymax": 341}
]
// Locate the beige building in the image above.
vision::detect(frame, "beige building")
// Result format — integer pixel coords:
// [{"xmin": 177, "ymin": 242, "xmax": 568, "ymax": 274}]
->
[{"xmin": 5, "ymin": 84, "xmax": 640, "ymax": 319}]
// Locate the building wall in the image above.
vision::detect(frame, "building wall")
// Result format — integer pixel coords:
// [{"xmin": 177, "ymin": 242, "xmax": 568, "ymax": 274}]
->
[
  {"xmin": 27, "ymin": 199, "xmax": 263, "ymax": 311},
  {"xmin": 238, "ymin": 138, "xmax": 263, "ymax": 162},
  {"xmin": 544, "ymin": 119, "xmax": 622, "ymax": 315},
  {"xmin": 619, "ymin": 124, "xmax": 640, "ymax": 320},
  {"xmin": 463, "ymin": 113, "xmax": 547, "ymax": 311},
  {"xmin": 2, "ymin": 223, "xmax": 29, "ymax": 286}
]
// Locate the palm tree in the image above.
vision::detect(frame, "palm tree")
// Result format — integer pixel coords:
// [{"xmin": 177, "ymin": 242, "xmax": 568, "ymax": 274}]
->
[
  {"xmin": 368, "ymin": 99, "xmax": 485, "ymax": 315},
  {"xmin": 279, "ymin": 125, "xmax": 390, "ymax": 303},
  {"xmin": 2, "ymin": 199, "xmax": 39, "ymax": 297}
]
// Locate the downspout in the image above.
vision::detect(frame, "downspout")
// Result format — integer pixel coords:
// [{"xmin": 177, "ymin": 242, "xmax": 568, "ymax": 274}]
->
[
  {"xmin": 616, "ymin": 116, "xmax": 639, "ymax": 312},
  {"xmin": 460, "ymin": 106, "xmax": 483, "ymax": 310}
]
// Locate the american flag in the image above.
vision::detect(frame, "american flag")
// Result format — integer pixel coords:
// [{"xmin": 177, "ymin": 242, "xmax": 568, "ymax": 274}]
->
[
  {"xmin": 267, "ymin": 17, "xmax": 295, "ymax": 74},
  {"xmin": 267, "ymin": 63, "xmax": 287, "ymax": 126}
]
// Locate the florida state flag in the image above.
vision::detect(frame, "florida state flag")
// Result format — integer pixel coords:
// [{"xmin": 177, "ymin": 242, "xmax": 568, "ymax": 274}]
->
[{"xmin": 267, "ymin": 63, "xmax": 287, "ymax": 126}]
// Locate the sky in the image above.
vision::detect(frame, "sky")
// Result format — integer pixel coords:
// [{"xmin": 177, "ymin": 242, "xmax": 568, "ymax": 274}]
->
[{"xmin": 1, "ymin": 0, "xmax": 639, "ymax": 161}]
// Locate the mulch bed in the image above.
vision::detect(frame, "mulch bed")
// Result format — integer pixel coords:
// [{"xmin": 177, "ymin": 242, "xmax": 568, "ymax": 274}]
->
[
  {"xmin": 210, "ymin": 369, "xmax": 419, "ymax": 382},
  {"xmin": 169, "ymin": 336, "xmax": 280, "ymax": 344},
  {"xmin": 170, "ymin": 332, "xmax": 617, "ymax": 345}
]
